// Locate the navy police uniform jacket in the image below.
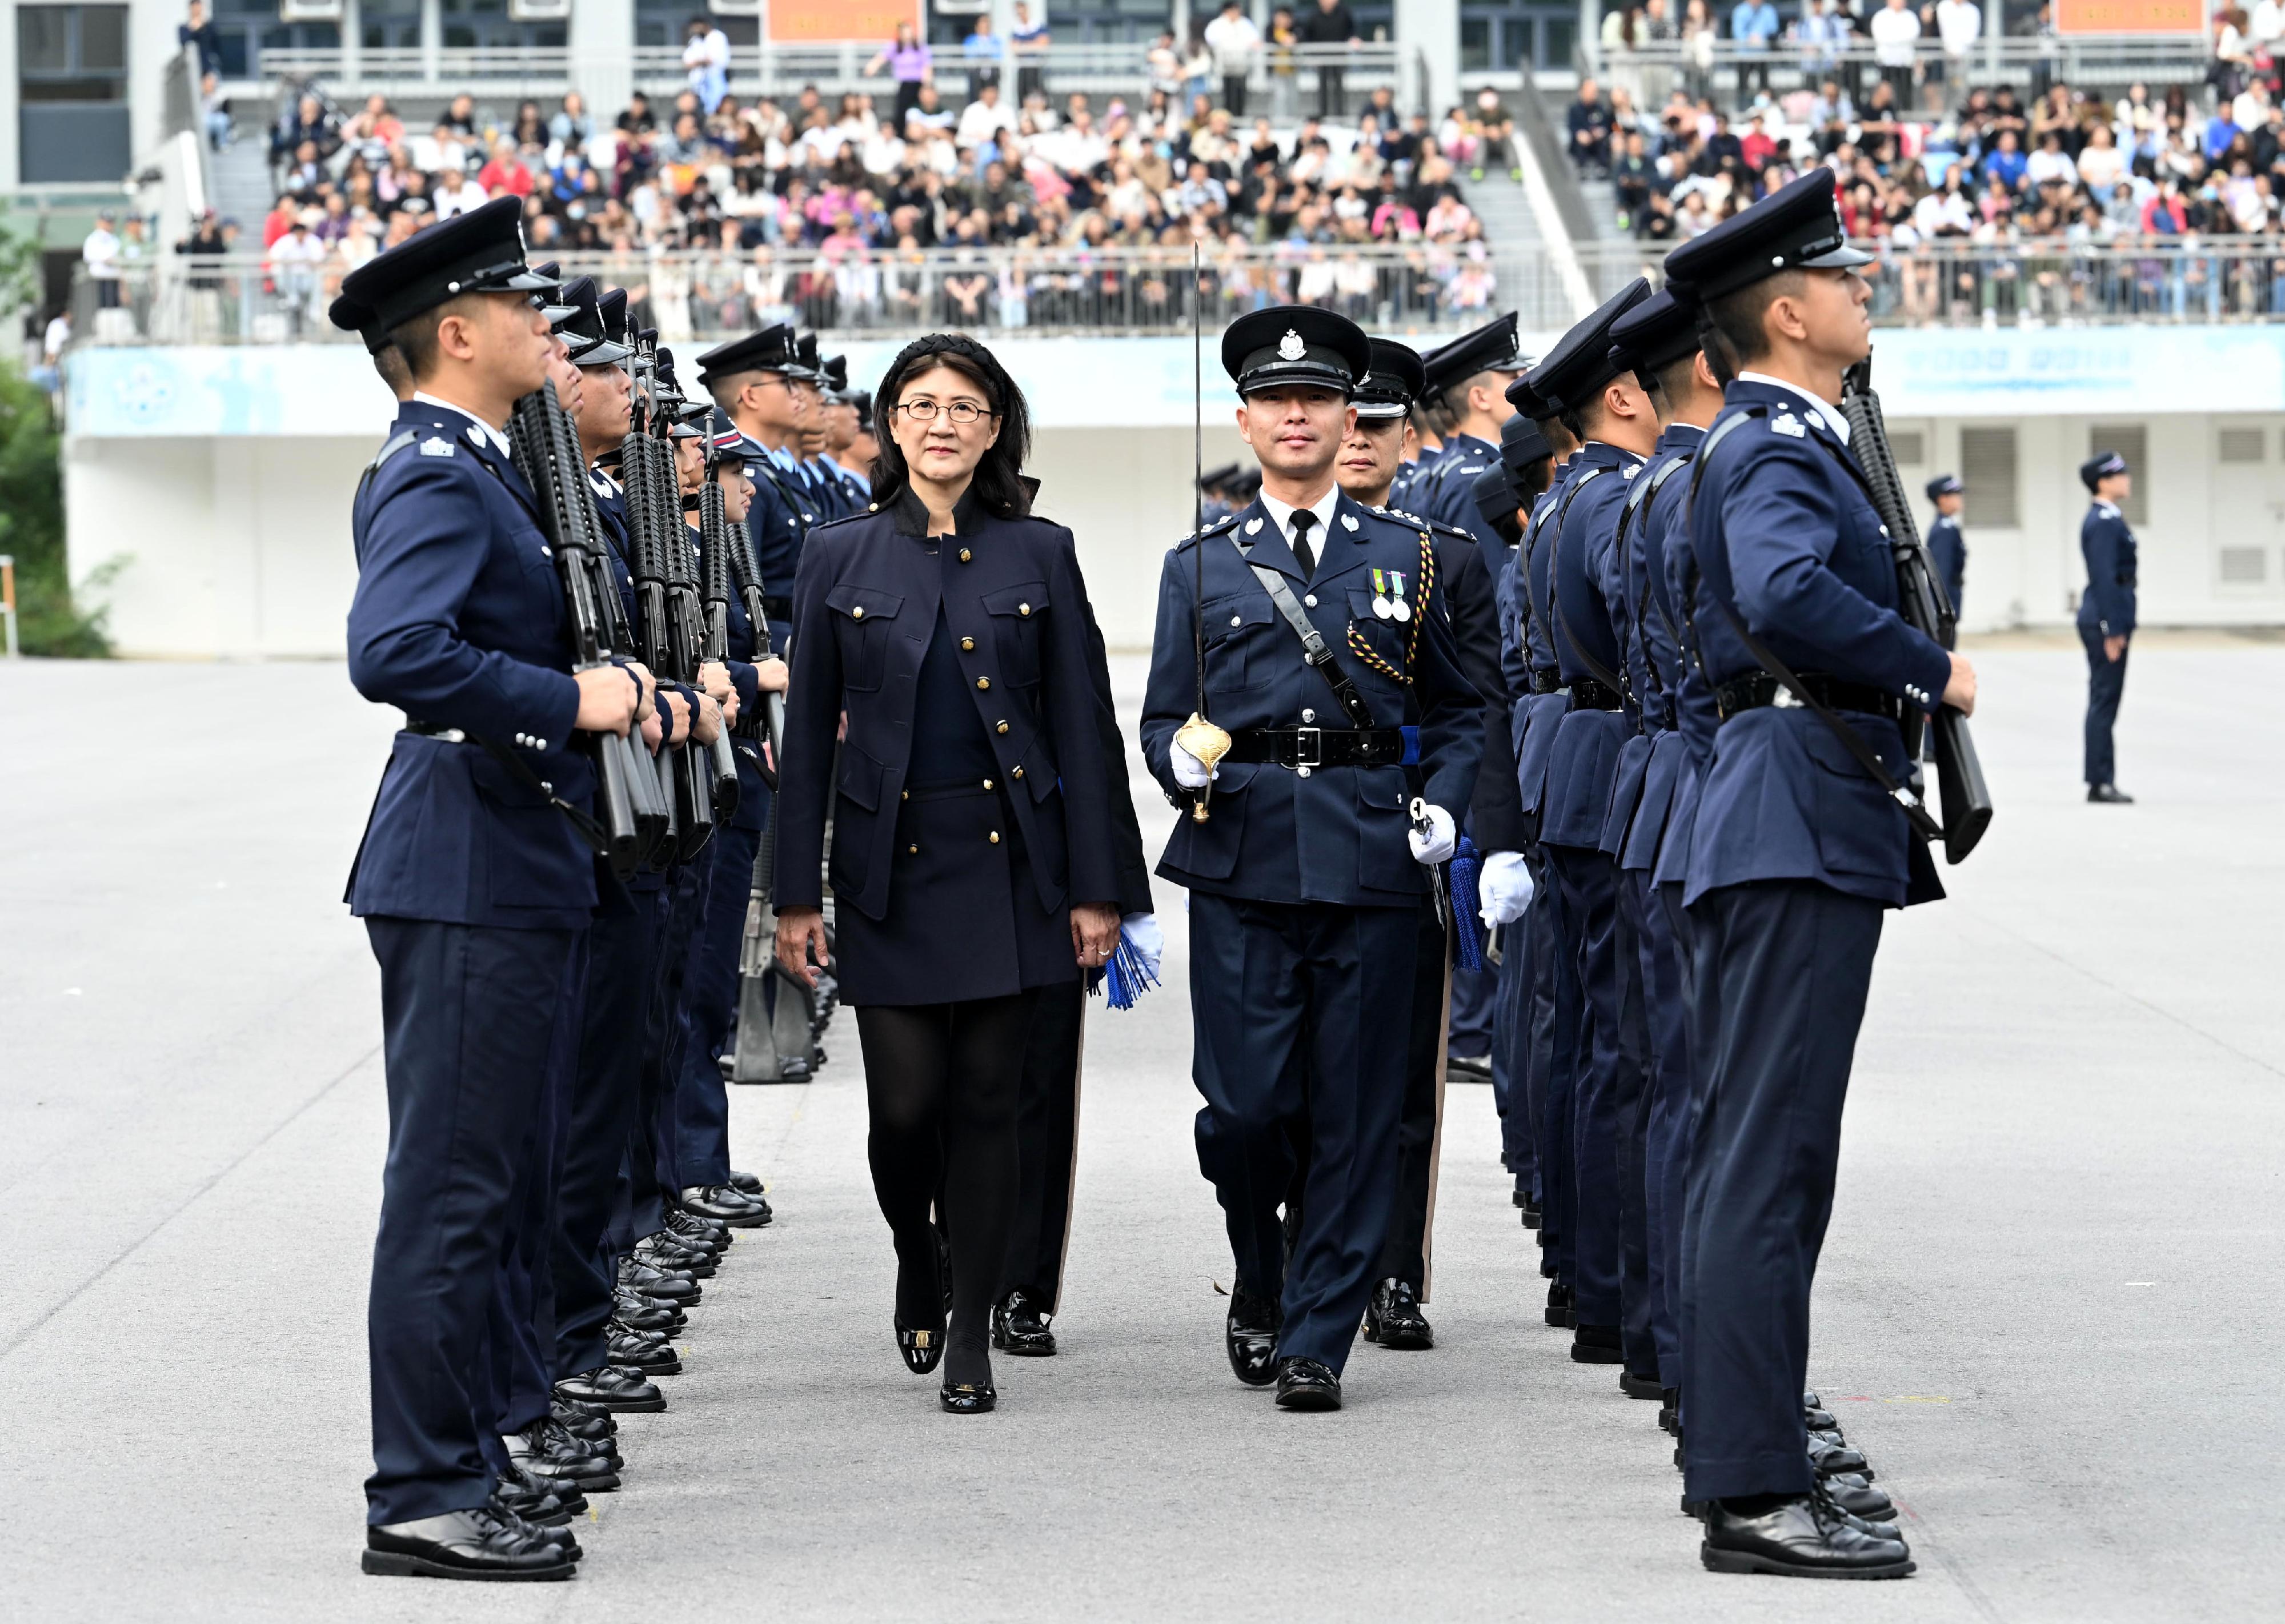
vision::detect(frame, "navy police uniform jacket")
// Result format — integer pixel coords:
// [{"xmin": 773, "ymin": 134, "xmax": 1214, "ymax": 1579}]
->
[
  {"xmin": 1420, "ymin": 431, "xmax": 1497, "ymax": 535},
  {"xmin": 1140, "ymin": 494, "xmax": 1484, "ymax": 907},
  {"xmin": 775, "ymin": 489, "xmax": 1121, "ymax": 923},
  {"xmin": 2078, "ymin": 500, "xmax": 2136, "ymax": 637},
  {"xmin": 1541, "ymin": 439, "xmax": 1647, "ymax": 849},
  {"xmin": 1926, "ymin": 511, "xmax": 1966, "ymax": 620},
  {"xmin": 1395, "ymin": 505, "xmax": 1525, "ymax": 853},
  {"xmin": 684, "ymin": 519, "xmax": 771, "ymax": 833},
  {"xmin": 1511, "ymin": 460, "xmax": 1581, "ymax": 823},
  {"xmin": 744, "ymin": 452, "xmax": 812, "ymax": 607},
  {"xmin": 1618, "ymin": 422, "xmax": 1706, "ymax": 876},
  {"xmin": 1682, "ymin": 379, "xmax": 1953, "ymax": 910},
  {"xmin": 346, "ymin": 401, "xmax": 596, "ymax": 932}
]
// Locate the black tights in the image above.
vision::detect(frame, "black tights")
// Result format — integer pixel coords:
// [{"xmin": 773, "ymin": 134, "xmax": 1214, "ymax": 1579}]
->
[{"xmin": 856, "ymin": 989, "xmax": 1041, "ymax": 1388}]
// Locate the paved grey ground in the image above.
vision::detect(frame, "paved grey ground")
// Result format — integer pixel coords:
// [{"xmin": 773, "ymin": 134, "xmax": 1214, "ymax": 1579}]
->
[{"xmin": 3, "ymin": 645, "xmax": 2280, "ymax": 1622}]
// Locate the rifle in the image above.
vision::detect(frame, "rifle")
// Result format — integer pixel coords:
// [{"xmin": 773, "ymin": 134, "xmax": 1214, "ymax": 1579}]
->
[
  {"xmin": 693, "ymin": 436, "xmax": 744, "ymax": 824},
  {"xmin": 1839, "ymin": 355, "xmax": 1994, "ymax": 864},
  {"xmin": 622, "ymin": 335, "xmax": 716, "ymax": 862},
  {"xmin": 504, "ymin": 386, "xmax": 643, "ymax": 880},
  {"xmin": 724, "ymin": 515, "xmax": 788, "ymax": 782},
  {"xmin": 569, "ymin": 431, "xmax": 673, "ymax": 867}
]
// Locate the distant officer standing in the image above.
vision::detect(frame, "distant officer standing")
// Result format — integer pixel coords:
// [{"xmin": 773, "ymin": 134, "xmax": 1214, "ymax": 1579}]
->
[
  {"xmin": 1140, "ymin": 307, "xmax": 1484, "ymax": 1411},
  {"xmin": 1663, "ymin": 171, "xmax": 1976, "ymax": 1578},
  {"xmin": 1923, "ymin": 474, "xmax": 1965, "ymax": 625},
  {"xmin": 701, "ymin": 324, "xmax": 813, "ymax": 624},
  {"xmin": 1416, "ymin": 312, "xmax": 1532, "ymax": 542},
  {"xmin": 332, "ymin": 198, "xmax": 640, "ymax": 1581},
  {"xmin": 2078, "ymin": 451, "xmax": 2136, "ymax": 804}
]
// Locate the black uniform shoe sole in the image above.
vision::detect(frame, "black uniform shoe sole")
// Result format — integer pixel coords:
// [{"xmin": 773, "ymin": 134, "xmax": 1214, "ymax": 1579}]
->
[
  {"xmin": 1620, "ymin": 1370, "xmax": 1663, "ymax": 1398},
  {"xmin": 939, "ymin": 1384, "xmax": 997, "ymax": 1414},
  {"xmin": 1520, "ymin": 1209, "xmax": 1542, "ymax": 1229},
  {"xmin": 561, "ymin": 1388, "xmax": 666, "ymax": 1414},
  {"xmin": 1274, "ymin": 1385, "xmax": 1342, "ymax": 1412},
  {"xmin": 993, "ymin": 1333, "xmax": 1057, "ymax": 1357},
  {"xmin": 1364, "ymin": 1321, "xmax": 1433, "ymax": 1350},
  {"xmin": 1570, "ymin": 1342, "xmax": 1623, "ymax": 1364},
  {"xmin": 360, "ymin": 1549, "xmax": 575, "ymax": 1581},
  {"xmin": 1699, "ymin": 1543, "xmax": 1915, "ymax": 1580}
]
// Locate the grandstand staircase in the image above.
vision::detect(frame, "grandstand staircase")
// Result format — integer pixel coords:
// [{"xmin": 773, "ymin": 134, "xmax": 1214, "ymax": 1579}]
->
[{"xmin": 208, "ymin": 130, "xmax": 275, "ymax": 234}]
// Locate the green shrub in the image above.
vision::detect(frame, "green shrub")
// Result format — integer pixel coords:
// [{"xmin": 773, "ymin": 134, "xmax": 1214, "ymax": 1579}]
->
[{"xmin": 0, "ymin": 359, "xmax": 111, "ymax": 657}]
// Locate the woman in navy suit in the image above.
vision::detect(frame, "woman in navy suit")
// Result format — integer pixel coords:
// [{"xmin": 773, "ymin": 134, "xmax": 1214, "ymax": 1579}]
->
[{"xmin": 774, "ymin": 334, "xmax": 1123, "ymax": 1413}]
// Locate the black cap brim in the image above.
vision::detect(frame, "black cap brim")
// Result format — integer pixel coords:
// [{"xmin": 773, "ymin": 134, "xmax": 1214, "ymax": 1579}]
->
[
  {"xmin": 1801, "ymin": 243, "xmax": 1877, "ymax": 271},
  {"xmin": 571, "ymin": 336, "xmax": 634, "ymax": 367}
]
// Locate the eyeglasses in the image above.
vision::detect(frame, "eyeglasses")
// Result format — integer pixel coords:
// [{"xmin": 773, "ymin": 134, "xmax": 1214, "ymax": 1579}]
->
[{"xmin": 893, "ymin": 400, "xmax": 996, "ymax": 425}]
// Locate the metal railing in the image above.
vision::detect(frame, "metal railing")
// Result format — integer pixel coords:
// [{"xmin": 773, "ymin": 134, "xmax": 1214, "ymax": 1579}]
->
[
  {"xmin": 1588, "ymin": 34, "xmax": 2210, "ymax": 113},
  {"xmin": 246, "ymin": 41, "xmax": 1410, "ymax": 110},
  {"xmin": 73, "ymin": 238, "xmax": 2285, "ymax": 349}
]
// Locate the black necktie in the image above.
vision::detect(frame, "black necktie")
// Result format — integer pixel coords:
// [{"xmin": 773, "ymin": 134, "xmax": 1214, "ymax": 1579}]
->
[{"xmin": 1289, "ymin": 508, "xmax": 1318, "ymax": 580}]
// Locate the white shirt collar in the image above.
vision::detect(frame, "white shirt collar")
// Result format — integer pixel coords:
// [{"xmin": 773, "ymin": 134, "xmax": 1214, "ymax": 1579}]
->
[
  {"xmin": 1255, "ymin": 483, "xmax": 1342, "ymax": 554},
  {"xmin": 1735, "ymin": 371, "xmax": 1852, "ymax": 445},
  {"xmin": 2094, "ymin": 498, "xmax": 2120, "ymax": 516},
  {"xmin": 411, "ymin": 390, "xmax": 512, "ymax": 456}
]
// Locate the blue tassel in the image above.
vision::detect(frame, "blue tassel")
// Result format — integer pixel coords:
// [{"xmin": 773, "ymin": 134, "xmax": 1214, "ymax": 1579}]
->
[
  {"xmin": 1449, "ymin": 835, "xmax": 1484, "ymax": 973},
  {"xmin": 1096, "ymin": 923, "xmax": 1161, "ymax": 1011}
]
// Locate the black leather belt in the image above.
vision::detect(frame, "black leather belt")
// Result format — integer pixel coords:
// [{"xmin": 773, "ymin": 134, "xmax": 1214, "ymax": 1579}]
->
[
  {"xmin": 1529, "ymin": 670, "xmax": 1565, "ymax": 695},
  {"xmin": 1715, "ymin": 672, "xmax": 1900, "ymax": 724},
  {"xmin": 404, "ymin": 718, "xmax": 466, "ymax": 740},
  {"xmin": 1226, "ymin": 726, "xmax": 1406, "ymax": 769},
  {"xmin": 1568, "ymin": 676, "xmax": 1623, "ymax": 712}
]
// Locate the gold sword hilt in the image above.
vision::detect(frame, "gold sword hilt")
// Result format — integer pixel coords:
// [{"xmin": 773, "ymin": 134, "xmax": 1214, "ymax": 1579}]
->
[{"xmin": 1174, "ymin": 712, "xmax": 1232, "ymax": 823}]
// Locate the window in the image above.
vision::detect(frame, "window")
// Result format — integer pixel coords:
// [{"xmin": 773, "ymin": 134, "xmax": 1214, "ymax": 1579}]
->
[
  {"xmin": 1542, "ymin": 15, "xmax": 1575, "ymax": 66},
  {"xmin": 214, "ymin": 0, "xmax": 340, "ymax": 79},
  {"xmin": 439, "ymin": 0, "xmax": 564, "ymax": 53},
  {"xmin": 2217, "ymin": 546, "xmax": 2268, "ymax": 586},
  {"xmin": 358, "ymin": 0, "xmax": 420, "ymax": 54},
  {"xmin": 1460, "ymin": 15, "xmax": 1492, "ymax": 69},
  {"xmin": 1888, "ymin": 428, "xmax": 1926, "ymax": 466},
  {"xmin": 1501, "ymin": 17, "xmax": 1537, "ymax": 66},
  {"xmin": 1959, "ymin": 427, "xmax": 2018, "ymax": 528},
  {"xmin": 2218, "ymin": 427, "xmax": 2266, "ymax": 464},
  {"xmin": 2089, "ymin": 424, "xmax": 2148, "ymax": 524},
  {"xmin": 18, "ymin": 5, "xmax": 131, "ymax": 182},
  {"xmin": 1046, "ymin": 0, "xmax": 1174, "ymax": 46}
]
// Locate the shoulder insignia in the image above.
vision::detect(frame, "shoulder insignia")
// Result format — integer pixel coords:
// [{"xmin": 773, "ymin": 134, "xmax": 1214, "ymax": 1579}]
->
[
  {"xmin": 463, "ymin": 423, "xmax": 490, "ymax": 450},
  {"xmin": 1622, "ymin": 464, "xmax": 1641, "ymax": 479},
  {"xmin": 419, "ymin": 436, "xmax": 455, "ymax": 457},
  {"xmin": 805, "ymin": 508, "xmax": 877, "ymax": 539},
  {"xmin": 1180, "ymin": 512, "xmax": 1244, "ymax": 547},
  {"xmin": 1771, "ymin": 412, "xmax": 1806, "ymax": 439},
  {"xmin": 1340, "ymin": 512, "xmax": 1358, "ymax": 531}
]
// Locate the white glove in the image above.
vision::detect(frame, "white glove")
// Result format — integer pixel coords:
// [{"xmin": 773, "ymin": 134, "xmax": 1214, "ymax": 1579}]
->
[
  {"xmin": 1407, "ymin": 803, "xmax": 1457, "ymax": 865},
  {"xmin": 1477, "ymin": 849, "xmax": 1535, "ymax": 927},
  {"xmin": 1170, "ymin": 738, "xmax": 1218, "ymax": 789},
  {"xmin": 1120, "ymin": 912, "xmax": 1164, "ymax": 981}
]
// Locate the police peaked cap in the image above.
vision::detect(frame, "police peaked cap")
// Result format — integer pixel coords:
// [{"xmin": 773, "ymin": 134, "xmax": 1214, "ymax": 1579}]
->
[
  {"xmin": 708, "ymin": 405, "xmax": 767, "ymax": 468},
  {"xmin": 328, "ymin": 195, "xmax": 560, "ymax": 338},
  {"xmin": 1520, "ymin": 276, "xmax": 1653, "ymax": 416},
  {"xmin": 695, "ymin": 324, "xmax": 802, "ymax": 387},
  {"xmin": 1221, "ymin": 305, "xmax": 1372, "ymax": 396},
  {"xmin": 1419, "ymin": 311, "xmax": 1529, "ymax": 403},
  {"xmin": 1607, "ymin": 287, "xmax": 1701, "ymax": 380},
  {"xmin": 1198, "ymin": 462, "xmax": 1243, "ymax": 492},
  {"xmin": 793, "ymin": 331, "xmax": 824, "ymax": 382},
  {"xmin": 1926, "ymin": 473, "xmax": 1963, "ymax": 500},
  {"xmin": 823, "ymin": 353, "xmax": 852, "ymax": 397},
  {"xmin": 553, "ymin": 276, "xmax": 632, "ymax": 367},
  {"xmin": 1661, "ymin": 169, "xmax": 1874, "ymax": 304},
  {"xmin": 1503, "ymin": 371, "xmax": 1562, "ymax": 423},
  {"xmin": 1356, "ymin": 338, "xmax": 1427, "ymax": 420},
  {"xmin": 1499, "ymin": 409, "xmax": 1554, "ymax": 473},
  {"xmin": 2080, "ymin": 451, "xmax": 2128, "ymax": 490},
  {"xmin": 527, "ymin": 261, "xmax": 578, "ymax": 324},
  {"xmin": 599, "ymin": 287, "xmax": 632, "ymax": 349}
]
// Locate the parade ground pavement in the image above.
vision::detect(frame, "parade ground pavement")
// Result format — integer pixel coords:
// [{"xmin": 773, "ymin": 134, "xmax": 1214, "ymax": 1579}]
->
[{"xmin": 3, "ymin": 638, "xmax": 2280, "ymax": 1623}]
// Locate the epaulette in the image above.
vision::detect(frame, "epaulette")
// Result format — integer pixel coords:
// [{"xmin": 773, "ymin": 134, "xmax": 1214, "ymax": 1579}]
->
[
  {"xmin": 805, "ymin": 506, "xmax": 879, "ymax": 539},
  {"xmin": 1385, "ymin": 506, "xmax": 1476, "ymax": 544},
  {"xmin": 1176, "ymin": 512, "xmax": 1244, "ymax": 548}
]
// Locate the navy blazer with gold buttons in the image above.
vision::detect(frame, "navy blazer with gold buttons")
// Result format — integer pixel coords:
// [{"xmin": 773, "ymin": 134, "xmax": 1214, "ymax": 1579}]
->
[{"xmin": 773, "ymin": 488, "xmax": 1122, "ymax": 924}]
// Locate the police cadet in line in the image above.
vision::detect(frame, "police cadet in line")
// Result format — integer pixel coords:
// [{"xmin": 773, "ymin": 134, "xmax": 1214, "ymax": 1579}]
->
[
  {"xmin": 333, "ymin": 198, "xmax": 643, "ymax": 1580},
  {"xmin": 1662, "ymin": 170, "xmax": 1978, "ymax": 1578},
  {"xmin": 1198, "ymin": 461, "xmax": 1242, "ymax": 527},
  {"xmin": 1501, "ymin": 374, "xmax": 1589, "ymax": 1328},
  {"xmin": 1524, "ymin": 280, "xmax": 1665, "ymax": 1383},
  {"xmin": 1141, "ymin": 307, "xmax": 1484, "ymax": 1411},
  {"xmin": 817, "ymin": 354, "xmax": 875, "ymax": 511},
  {"xmin": 1387, "ymin": 390, "xmax": 1445, "ymax": 513},
  {"xmin": 791, "ymin": 332, "xmax": 844, "ymax": 516},
  {"xmin": 2078, "ymin": 450, "xmax": 2136, "ymax": 804},
  {"xmin": 1924, "ymin": 473, "xmax": 1965, "ymax": 625},
  {"xmin": 1331, "ymin": 336, "xmax": 1532, "ymax": 1350},
  {"xmin": 704, "ymin": 323, "xmax": 816, "ymax": 622}
]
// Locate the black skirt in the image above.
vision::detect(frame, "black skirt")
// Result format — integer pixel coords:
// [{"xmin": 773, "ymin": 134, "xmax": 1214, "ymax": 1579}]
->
[{"xmin": 832, "ymin": 783, "xmax": 1073, "ymax": 1007}]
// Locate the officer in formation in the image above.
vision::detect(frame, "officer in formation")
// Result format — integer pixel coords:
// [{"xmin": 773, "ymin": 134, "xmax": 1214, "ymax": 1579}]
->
[
  {"xmin": 334, "ymin": 201, "xmax": 840, "ymax": 1581},
  {"xmin": 816, "ymin": 352, "xmax": 875, "ymax": 511},
  {"xmin": 2078, "ymin": 451, "xmax": 2136, "ymax": 804},
  {"xmin": 1924, "ymin": 472, "xmax": 1966, "ymax": 623},
  {"xmin": 1141, "ymin": 307, "xmax": 1485, "ymax": 1411},
  {"xmin": 1197, "ymin": 462, "xmax": 1244, "ymax": 527},
  {"xmin": 1332, "ymin": 336, "xmax": 1531, "ymax": 1350}
]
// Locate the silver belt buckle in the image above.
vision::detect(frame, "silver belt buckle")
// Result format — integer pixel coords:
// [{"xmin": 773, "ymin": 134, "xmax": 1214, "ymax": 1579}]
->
[{"xmin": 1290, "ymin": 727, "xmax": 1323, "ymax": 769}]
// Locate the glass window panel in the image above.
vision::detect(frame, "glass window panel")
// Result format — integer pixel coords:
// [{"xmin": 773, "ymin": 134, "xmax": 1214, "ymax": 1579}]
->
[
  {"xmin": 18, "ymin": 8, "xmax": 71, "ymax": 75},
  {"xmin": 1460, "ymin": 16, "xmax": 1492, "ymax": 70},
  {"xmin": 79, "ymin": 5, "xmax": 128, "ymax": 72}
]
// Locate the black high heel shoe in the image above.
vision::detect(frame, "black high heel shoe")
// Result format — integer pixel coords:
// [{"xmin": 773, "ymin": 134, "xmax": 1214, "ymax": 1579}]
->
[
  {"xmin": 939, "ymin": 1376, "xmax": 997, "ymax": 1414},
  {"xmin": 896, "ymin": 1321, "xmax": 945, "ymax": 1375}
]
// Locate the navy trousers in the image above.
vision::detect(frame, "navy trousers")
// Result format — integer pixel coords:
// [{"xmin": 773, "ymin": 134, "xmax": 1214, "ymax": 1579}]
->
[
  {"xmin": 677, "ymin": 820, "xmax": 760, "ymax": 1189},
  {"xmin": 1660, "ymin": 879, "xmax": 1702, "ymax": 1421},
  {"xmin": 1445, "ymin": 952, "xmax": 1498, "ymax": 1060},
  {"xmin": 1525, "ymin": 848, "xmax": 1581, "ymax": 1286},
  {"xmin": 1681, "ymin": 879, "xmax": 1883, "ymax": 1503},
  {"xmin": 1189, "ymin": 893, "xmax": 1417, "ymax": 1373},
  {"xmin": 2079, "ymin": 621, "xmax": 2129, "ymax": 787},
  {"xmin": 1380, "ymin": 901, "xmax": 1449, "ymax": 1293},
  {"xmin": 1546, "ymin": 843, "xmax": 1647, "ymax": 1332},
  {"xmin": 364, "ymin": 917, "xmax": 580, "ymax": 1526},
  {"xmin": 1627, "ymin": 868, "xmax": 1689, "ymax": 1388},
  {"xmin": 612, "ymin": 856, "xmax": 709, "ymax": 1253},
  {"xmin": 1490, "ymin": 913, "xmax": 1534, "ymax": 1189},
  {"xmin": 553, "ymin": 891, "xmax": 665, "ymax": 1380},
  {"xmin": 1002, "ymin": 975, "xmax": 1085, "ymax": 1308}
]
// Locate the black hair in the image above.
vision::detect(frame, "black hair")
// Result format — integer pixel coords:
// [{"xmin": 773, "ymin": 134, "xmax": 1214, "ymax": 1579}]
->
[
  {"xmin": 385, "ymin": 291, "xmax": 484, "ymax": 384},
  {"xmin": 1534, "ymin": 410, "xmax": 1578, "ymax": 457},
  {"xmin": 1702, "ymin": 267, "xmax": 1805, "ymax": 375},
  {"xmin": 1650, "ymin": 347, "xmax": 1706, "ymax": 406},
  {"xmin": 371, "ymin": 341, "xmax": 411, "ymax": 398},
  {"xmin": 871, "ymin": 333, "xmax": 1033, "ymax": 518}
]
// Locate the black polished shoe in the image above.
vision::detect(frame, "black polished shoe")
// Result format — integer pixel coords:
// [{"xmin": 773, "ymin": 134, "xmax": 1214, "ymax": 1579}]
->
[
  {"xmin": 939, "ymin": 1374, "xmax": 997, "ymax": 1414},
  {"xmin": 1273, "ymin": 1356, "xmax": 1342, "ymax": 1411},
  {"xmin": 1805, "ymin": 1404, "xmax": 1839, "ymax": 1432},
  {"xmin": 617, "ymin": 1256, "xmax": 700, "ymax": 1304},
  {"xmin": 1825, "ymin": 1471, "xmax": 1898, "ymax": 1525},
  {"xmin": 1225, "ymin": 1285, "xmax": 1283, "ymax": 1387},
  {"xmin": 727, "ymin": 1169, "xmax": 765, "ymax": 1197},
  {"xmin": 362, "ymin": 1507, "xmax": 574, "ymax": 1581},
  {"xmin": 1511, "ymin": 1178, "xmax": 1531, "ymax": 1208},
  {"xmin": 897, "ymin": 1320, "xmax": 945, "ymax": 1374},
  {"xmin": 1808, "ymin": 1431, "xmax": 1871, "ymax": 1479},
  {"xmin": 636, "ymin": 1234, "xmax": 717, "ymax": 1277},
  {"xmin": 680, "ymin": 1183, "xmax": 772, "ymax": 1228},
  {"xmin": 612, "ymin": 1295, "xmax": 686, "ymax": 1338},
  {"xmin": 1362, "ymin": 1277, "xmax": 1434, "ymax": 1350},
  {"xmin": 554, "ymin": 1364, "xmax": 666, "ymax": 1414},
  {"xmin": 1570, "ymin": 1322, "xmax": 1623, "ymax": 1365},
  {"xmin": 490, "ymin": 1464, "xmax": 575, "ymax": 1528},
  {"xmin": 607, "ymin": 1324, "xmax": 683, "ymax": 1375},
  {"xmin": 508, "ymin": 1420, "xmax": 621, "ymax": 1492},
  {"xmin": 1544, "ymin": 1280, "xmax": 1574, "ymax": 1327},
  {"xmin": 1659, "ymin": 1386, "xmax": 1680, "ymax": 1436},
  {"xmin": 2087, "ymin": 782, "xmax": 2135, "ymax": 804},
  {"xmin": 992, "ymin": 1290, "xmax": 1058, "ymax": 1357},
  {"xmin": 549, "ymin": 1397, "xmax": 617, "ymax": 1442},
  {"xmin": 1699, "ymin": 1492, "xmax": 1914, "ymax": 1579},
  {"xmin": 1446, "ymin": 1052, "xmax": 1493, "ymax": 1081},
  {"xmin": 1620, "ymin": 1368, "xmax": 1663, "ymax": 1399},
  {"xmin": 666, "ymin": 1209, "xmax": 732, "ymax": 1250},
  {"xmin": 1520, "ymin": 1196, "xmax": 1542, "ymax": 1230},
  {"xmin": 614, "ymin": 1283, "xmax": 685, "ymax": 1320}
]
